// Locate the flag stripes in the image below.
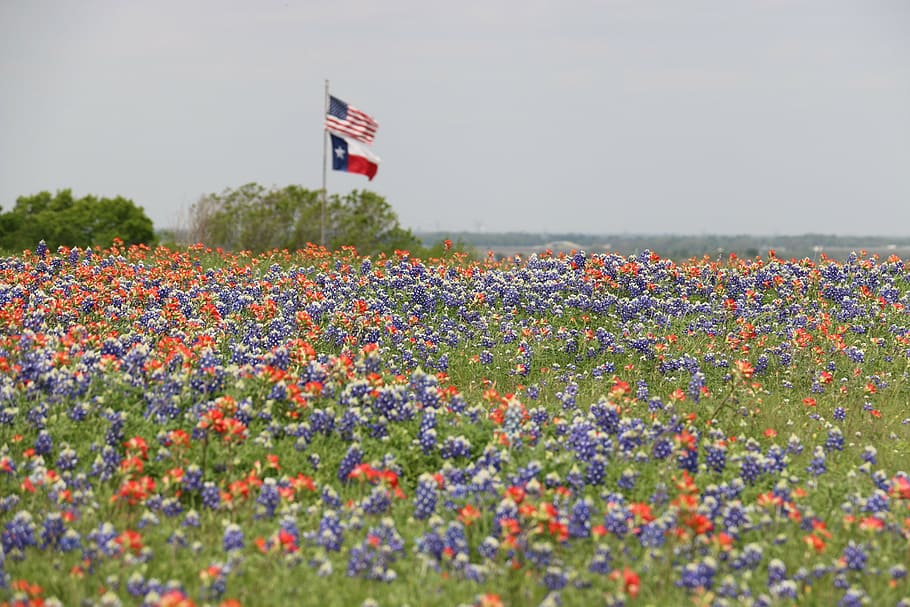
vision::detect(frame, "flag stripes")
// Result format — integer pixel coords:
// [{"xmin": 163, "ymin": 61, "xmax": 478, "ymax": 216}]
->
[{"xmin": 325, "ymin": 95, "xmax": 378, "ymax": 144}]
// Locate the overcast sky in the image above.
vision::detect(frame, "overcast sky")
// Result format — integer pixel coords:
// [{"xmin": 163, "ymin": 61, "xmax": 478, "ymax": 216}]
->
[{"xmin": 1, "ymin": 0, "xmax": 909, "ymax": 236}]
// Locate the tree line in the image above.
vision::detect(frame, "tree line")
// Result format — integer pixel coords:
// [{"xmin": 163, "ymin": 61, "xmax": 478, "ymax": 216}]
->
[
  {"xmin": 0, "ymin": 185, "xmax": 449, "ymax": 257},
  {"xmin": 0, "ymin": 190, "xmax": 156, "ymax": 252}
]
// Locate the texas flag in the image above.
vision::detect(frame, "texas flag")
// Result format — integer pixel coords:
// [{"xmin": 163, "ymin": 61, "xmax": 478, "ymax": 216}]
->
[{"xmin": 329, "ymin": 132, "xmax": 380, "ymax": 181}]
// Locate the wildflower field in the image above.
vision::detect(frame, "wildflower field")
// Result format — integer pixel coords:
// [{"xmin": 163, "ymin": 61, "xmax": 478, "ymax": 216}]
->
[{"xmin": 2, "ymin": 242, "xmax": 910, "ymax": 607}]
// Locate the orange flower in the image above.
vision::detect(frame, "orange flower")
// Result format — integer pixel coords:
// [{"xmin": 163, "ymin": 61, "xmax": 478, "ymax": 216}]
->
[
  {"xmin": 547, "ymin": 520, "xmax": 569, "ymax": 541},
  {"xmin": 609, "ymin": 567, "xmax": 640, "ymax": 598},
  {"xmin": 123, "ymin": 436, "xmax": 149, "ymax": 459},
  {"xmin": 11, "ymin": 579, "xmax": 43, "ymax": 598},
  {"xmin": 629, "ymin": 502, "xmax": 655, "ymax": 523},
  {"xmin": 713, "ymin": 531, "xmax": 734, "ymax": 552},
  {"xmin": 674, "ymin": 470, "xmax": 699, "ymax": 495},
  {"xmin": 113, "ymin": 476, "xmax": 155, "ymax": 506},
  {"xmin": 505, "ymin": 485, "xmax": 526, "ymax": 504},
  {"xmin": 675, "ymin": 429, "xmax": 697, "ymax": 451},
  {"xmin": 890, "ymin": 475, "xmax": 910, "ymax": 499},
  {"xmin": 115, "ymin": 529, "xmax": 143, "ymax": 554},
  {"xmin": 669, "ymin": 387, "xmax": 686, "ymax": 401},
  {"xmin": 734, "ymin": 359, "xmax": 754, "ymax": 378},
  {"xmin": 477, "ymin": 593, "xmax": 502, "ymax": 607},
  {"xmin": 290, "ymin": 473, "xmax": 315, "ymax": 493},
  {"xmin": 757, "ymin": 492, "xmax": 783, "ymax": 508},
  {"xmin": 803, "ymin": 533, "xmax": 826, "ymax": 553},
  {"xmin": 684, "ymin": 513, "xmax": 714, "ymax": 535},
  {"xmin": 611, "ymin": 378, "xmax": 631, "ymax": 397},
  {"xmin": 158, "ymin": 589, "xmax": 197, "ymax": 607},
  {"xmin": 458, "ymin": 504, "xmax": 481, "ymax": 526},
  {"xmin": 859, "ymin": 516, "xmax": 885, "ymax": 531}
]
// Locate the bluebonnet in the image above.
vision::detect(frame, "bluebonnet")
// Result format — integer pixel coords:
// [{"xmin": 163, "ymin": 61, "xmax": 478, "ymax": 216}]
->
[
  {"xmin": 222, "ymin": 523, "xmax": 244, "ymax": 552},
  {"xmin": 588, "ymin": 544, "xmax": 612, "ymax": 575},
  {"xmin": 201, "ymin": 482, "xmax": 221, "ymax": 510},
  {"xmin": 824, "ymin": 428, "xmax": 845, "ymax": 452},
  {"xmin": 256, "ymin": 478, "xmax": 281, "ymax": 517},
  {"xmin": 568, "ymin": 497, "xmax": 592, "ymax": 538},
  {"xmin": 316, "ymin": 510, "xmax": 344, "ymax": 552},
  {"xmin": 337, "ymin": 444, "xmax": 363, "ymax": 483},
  {"xmin": 413, "ymin": 473, "xmax": 438, "ymax": 520},
  {"xmin": 2, "ymin": 511, "xmax": 37, "ymax": 558},
  {"xmin": 841, "ymin": 541, "xmax": 867, "ymax": 571},
  {"xmin": 806, "ymin": 447, "xmax": 827, "ymax": 476},
  {"xmin": 678, "ymin": 558, "xmax": 717, "ymax": 590}
]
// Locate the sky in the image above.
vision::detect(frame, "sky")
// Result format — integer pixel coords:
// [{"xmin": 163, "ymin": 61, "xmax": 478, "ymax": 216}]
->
[{"xmin": 1, "ymin": 0, "xmax": 909, "ymax": 237}]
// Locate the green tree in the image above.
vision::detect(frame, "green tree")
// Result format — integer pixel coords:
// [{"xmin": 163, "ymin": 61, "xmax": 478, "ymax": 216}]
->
[
  {"xmin": 0, "ymin": 190, "xmax": 156, "ymax": 251},
  {"xmin": 189, "ymin": 184, "xmax": 423, "ymax": 256},
  {"xmin": 327, "ymin": 190, "xmax": 421, "ymax": 256}
]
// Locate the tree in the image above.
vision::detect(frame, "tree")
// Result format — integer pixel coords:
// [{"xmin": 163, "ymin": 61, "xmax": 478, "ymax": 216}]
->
[
  {"xmin": 188, "ymin": 184, "xmax": 423, "ymax": 256},
  {"xmin": 328, "ymin": 190, "xmax": 421, "ymax": 255},
  {"xmin": 0, "ymin": 190, "xmax": 156, "ymax": 251}
]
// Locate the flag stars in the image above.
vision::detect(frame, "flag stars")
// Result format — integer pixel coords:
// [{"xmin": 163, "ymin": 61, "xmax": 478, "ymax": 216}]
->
[{"xmin": 334, "ymin": 145, "xmax": 346, "ymax": 160}]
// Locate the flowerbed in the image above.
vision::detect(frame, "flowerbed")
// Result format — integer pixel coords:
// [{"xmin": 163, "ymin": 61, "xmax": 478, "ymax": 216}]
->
[{"xmin": 1, "ymin": 242, "xmax": 909, "ymax": 606}]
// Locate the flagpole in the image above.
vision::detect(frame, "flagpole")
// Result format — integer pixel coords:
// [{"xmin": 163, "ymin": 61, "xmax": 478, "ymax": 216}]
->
[{"xmin": 321, "ymin": 79, "xmax": 329, "ymax": 248}]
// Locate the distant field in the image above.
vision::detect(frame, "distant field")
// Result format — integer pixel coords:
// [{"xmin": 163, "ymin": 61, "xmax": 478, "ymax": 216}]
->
[
  {"xmin": 1, "ymin": 243, "xmax": 909, "ymax": 606},
  {"xmin": 415, "ymin": 231, "xmax": 910, "ymax": 261}
]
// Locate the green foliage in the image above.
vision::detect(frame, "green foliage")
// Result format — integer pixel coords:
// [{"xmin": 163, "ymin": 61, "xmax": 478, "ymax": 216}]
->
[
  {"xmin": 0, "ymin": 189, "xmax": 156, "ymax": 251},
  {"xmin": 189, "ymin": 184, "xmax": 426, "ymax": 257}
]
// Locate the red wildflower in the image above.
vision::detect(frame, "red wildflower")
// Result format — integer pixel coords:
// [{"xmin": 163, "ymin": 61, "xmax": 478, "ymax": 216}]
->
[
  {"xmin": 675, "ymin": 429, "xmax": 697, "ymax": 451},
  {"xmin": 11, "ymin": 579, "xmax": 43, "ymax": 599},
  {"xmin": 734, "ymin": 359, "xmax": 754, "ymax": 378},
  {"xmin": 506, "ymin": 485, "xmax": 526, "ymax": 504},
  {"xmin": 113, "ymin": 476, "xmax": 155, "ymax": 506},
  {"xmin": 115, "ymin": 529, "xmax": 143, "ymax": 554},
  {"xmin": 124, "ymin": 436, "xmax": 149, "ymax": 460},
  {"xmin": 713, "ymin": 531, "xmax": 734, "ymax": 552},
  {"xmin": 890, "ymin": 475, "xmax": 910, "ymax": 499},
  {"xmin": 859, "ymin": 516, "xmax": 885, "ymax": 531},
  {"xmin": 629, "ymin": 502, "xmax": 655, "ymax": 523},
  {"xmin": 609, "ymin": 567, "xmax": 640, "ymax": 598},
  {"xmin": 278, "ymin": 529, "xmax": 299, "ymax": 552},
  {"xmin": 611, "ymin": 378, "xmax": 631, "ymax": 397},
  {"xmin": 157, "ymin": 589, "xmax": 197, "ymax": 607},
  {"xmin": 476, "ymin": 593, "xmax": 502, "ymax": 607},
  {"xmin": 547, "ymin": 520, "xmax": 569, "ymax": 542},
  {"xmin": 290, "ymin": 474, "xmax": 315, "ymax": 493},
  {"xmin": 803, "ymin": 533, "xmax": 826, "ymax": 553},
  {"xmin": 459, "ymin": 504, "xmax": 481, "ymax": 526},
  {"xmin": 684, "ymin": 513, "xmax": 714, "ymax": 535}
]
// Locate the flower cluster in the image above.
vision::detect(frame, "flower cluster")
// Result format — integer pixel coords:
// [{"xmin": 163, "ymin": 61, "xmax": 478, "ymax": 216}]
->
[{"xmin": 0, "ymin": 243, "xmax": 908, "ymax": 604}]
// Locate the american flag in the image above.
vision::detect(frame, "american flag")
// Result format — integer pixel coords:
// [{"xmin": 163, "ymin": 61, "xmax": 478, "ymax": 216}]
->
[{"xmin": 325, "ymin": 95, "xmax": 378, "ymax": 144}]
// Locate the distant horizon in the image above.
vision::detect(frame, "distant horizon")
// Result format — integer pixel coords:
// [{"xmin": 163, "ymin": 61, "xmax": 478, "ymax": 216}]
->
[
  {"xmin": 156, "ymin": 221, "xmax": 910, "ymax": 241},
  {"xmin": 409, "ymin": 229, "xmax": 910, "ymax": 240}
]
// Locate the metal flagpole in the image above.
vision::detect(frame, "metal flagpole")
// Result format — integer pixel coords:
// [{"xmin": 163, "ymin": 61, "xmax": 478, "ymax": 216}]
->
[{"xmin": 321, "ymin": 79, "xmax": 329, "ymax": 248}]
